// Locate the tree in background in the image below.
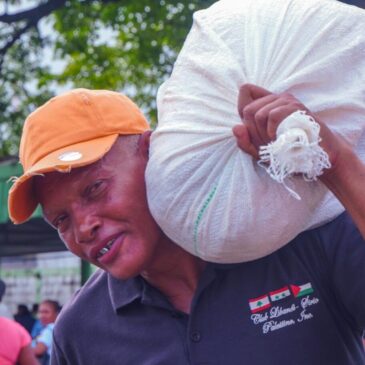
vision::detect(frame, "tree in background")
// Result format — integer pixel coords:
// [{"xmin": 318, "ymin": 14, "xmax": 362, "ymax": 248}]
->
[{"xmin": 0, "ymin": 0, "xmax": 214, "ymax": 157}]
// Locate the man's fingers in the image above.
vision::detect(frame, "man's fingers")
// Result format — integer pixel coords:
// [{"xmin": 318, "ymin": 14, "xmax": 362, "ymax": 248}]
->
[
  {"xmin": 233, "ymin": 124, "xmax": 259, "ymax": 159},
  {"xmin": 267, "ymin": 103, "xmax": 308, "ymax": 140},
  {"xmin": 238, "ymin": 84, "xmax": 274, "ymax": 147},
  {"xmin": 236, "ymin": 85, "xmax": 310, "ymax": 159},
  {"xmin": 238, "ymin": 84, "xmax": 272, "ymax": 118},
  {"xmin": 238, "ymin": 85, "xmax": 253, "ymax": 119},
  {"xmin": 245, "ymin": 84, "xmax": 272, "ymax": 100},
  {"xmin": 254, "ymin": 98, "xmax": 292, "ymax": 142},
  {"xmin": 242, "ymin": 94, "xmax": 278, "ymax": 144}
]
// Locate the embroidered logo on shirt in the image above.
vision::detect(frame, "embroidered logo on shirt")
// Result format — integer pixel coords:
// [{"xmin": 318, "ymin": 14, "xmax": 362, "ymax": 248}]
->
[
  {"xmin": 249, "ymin": 295, "xmax": 271, "ymax": 313},
  {"xmin": 269, "ymin": 286, "xmax": 291, "ymax": 302},
  {"xmin": 248, "ymin": 282, "xmax": 319, "ymax": 334},
  {"xmin": 290, "ymin": 283, "xmax": 314, "ymax": 297}
]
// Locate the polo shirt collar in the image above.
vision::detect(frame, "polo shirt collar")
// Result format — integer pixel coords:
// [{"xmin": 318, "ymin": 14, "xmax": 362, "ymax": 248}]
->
[
  {"xmin": 107, "ymin": 274, "xmax": 143, "ymax": 311},
  {"xmin": 107, "ymin": 273, "xmax": 173, "ymax": 312},
  {"xmin": 106, "ymin": 263, "xmax": 232, "ymax": 313}
]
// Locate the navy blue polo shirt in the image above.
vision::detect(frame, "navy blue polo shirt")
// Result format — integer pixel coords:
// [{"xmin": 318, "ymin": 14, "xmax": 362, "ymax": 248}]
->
[{"xmin": 52, "ymin": 213, "xmax": 365, "ymax": 364}]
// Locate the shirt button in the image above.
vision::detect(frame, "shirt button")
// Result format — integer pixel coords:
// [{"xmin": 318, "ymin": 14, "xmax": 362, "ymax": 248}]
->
[{"xmin": 190, "ymin": 331, "xmax": 201, "ymax": 342}]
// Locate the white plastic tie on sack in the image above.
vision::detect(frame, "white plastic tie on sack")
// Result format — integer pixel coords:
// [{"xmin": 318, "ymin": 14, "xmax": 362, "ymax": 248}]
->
[{"xmin": 258, "ymin": 110, "xmax": 331, "ymax": 200}]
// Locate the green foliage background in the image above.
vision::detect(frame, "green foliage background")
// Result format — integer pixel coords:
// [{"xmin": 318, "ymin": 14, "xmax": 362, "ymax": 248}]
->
[{"xmin": 0, "ymin": 0, "xmax": 214, "ymax": 157}]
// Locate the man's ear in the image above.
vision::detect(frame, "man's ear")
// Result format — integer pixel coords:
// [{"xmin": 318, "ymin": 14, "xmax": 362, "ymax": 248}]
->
[{"xmin": 138, "ymin": 130, "xmax": 152, "ymax": 159}]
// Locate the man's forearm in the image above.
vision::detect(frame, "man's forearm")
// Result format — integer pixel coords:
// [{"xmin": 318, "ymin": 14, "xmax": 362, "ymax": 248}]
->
[{"xmin": 321, "ymin": 146, "xmax": 365, "ymax": 238}]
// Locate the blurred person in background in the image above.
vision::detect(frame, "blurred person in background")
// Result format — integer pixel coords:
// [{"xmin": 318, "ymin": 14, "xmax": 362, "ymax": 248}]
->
[
  {"xmin": 0, "ymin": 279, "xmax": 13, "ymax": 319},
  {"xmin": 32, "ymin": 300, "xmax": 60, "ymax": 365},
  {"xmin": 14, "ymin": 304, "xmax": 36, "ymax": 334},
  {"xmin": 0, "ymin": 316, "xmax": 39, "ymax": 365},
  {"xmin": 31, "ymin": 303, "xmax": 44, "ymax": 339},
  {"xmin": 31, "ymin": 303, "xmax": 39, "ymax": 317}
]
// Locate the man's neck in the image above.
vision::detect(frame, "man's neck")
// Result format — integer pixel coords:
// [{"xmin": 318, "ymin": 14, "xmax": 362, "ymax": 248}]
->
[{"xmin": 141, "ymin": 243, "xmax": 206, "ymax": 314}]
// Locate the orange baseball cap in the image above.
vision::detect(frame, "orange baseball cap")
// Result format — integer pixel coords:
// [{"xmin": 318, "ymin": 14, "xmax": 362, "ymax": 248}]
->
[{"xmin": 8, "ymin": 88, "xmax": 150, "ymax": 224}]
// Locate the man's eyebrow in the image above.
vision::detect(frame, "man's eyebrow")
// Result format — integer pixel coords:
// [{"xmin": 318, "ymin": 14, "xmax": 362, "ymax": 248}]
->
[
  {"xmin": 82, "ymin": 160, "xmax": 109, "ymax": 178},
  {"xmin": 91, "ymin": 161, "xmax": 117, "ymax": 178}
]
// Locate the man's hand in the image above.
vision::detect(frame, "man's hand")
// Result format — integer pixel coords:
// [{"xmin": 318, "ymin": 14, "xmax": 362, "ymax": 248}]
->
[
  {"xmin": 232, "ymin": 84, "xmax": 342, "ymax": 169},
  {"xmin": 233, "ymin": 83, "xmax": 365, "ymax": 238}
]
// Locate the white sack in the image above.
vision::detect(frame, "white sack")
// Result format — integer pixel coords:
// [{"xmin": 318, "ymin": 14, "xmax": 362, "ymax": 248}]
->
[{"xmin": 146, "ymin": 0, "xmax": 365, "ymax": 263}]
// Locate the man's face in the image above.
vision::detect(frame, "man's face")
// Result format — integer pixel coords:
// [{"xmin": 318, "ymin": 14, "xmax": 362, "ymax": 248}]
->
[{"xmin": 35, "ymin": 135, "xmax": 166, "ymax": 279}]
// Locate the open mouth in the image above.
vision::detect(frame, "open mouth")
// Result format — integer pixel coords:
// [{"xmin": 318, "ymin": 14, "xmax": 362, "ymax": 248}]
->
[{"xmin": 96, "ymin": 238, "xmax": 117, "ymax": 259}]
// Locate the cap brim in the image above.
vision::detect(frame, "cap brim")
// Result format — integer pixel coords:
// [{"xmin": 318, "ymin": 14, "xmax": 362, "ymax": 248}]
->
[{"xmin": 8, "ymin": 134, "xmax": 119, "ymax": 224}]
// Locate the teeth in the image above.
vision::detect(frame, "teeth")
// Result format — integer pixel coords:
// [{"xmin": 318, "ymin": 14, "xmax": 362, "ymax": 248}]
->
[
  {"xmin": 106, "ymin": 239, "xmax": 115, "ymax": 248},
  {"xmin": 97, "ymin": 238, "xmax": 116, "ymax": 259},
  {"xmin": 99, "ymin": 247, "xmax": 109, "ymax": 255}
]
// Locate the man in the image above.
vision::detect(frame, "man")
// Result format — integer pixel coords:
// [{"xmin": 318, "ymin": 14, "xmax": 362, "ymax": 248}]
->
[{"xmin": 8, "ymin": 86, "xmax": 365, "ymax": 364}]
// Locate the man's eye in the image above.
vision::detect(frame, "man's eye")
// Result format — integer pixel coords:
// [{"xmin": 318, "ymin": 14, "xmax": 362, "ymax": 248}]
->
[
  {"xmin": 87, "ymin": 180, "xmax": 105, "ymax": 197},
  {"xmin": 53, "ymin": 215, "xmax": 67, "ymax": 229},
  {"xmin": 90, "ymin": 181, "xmax": 102, "ymax": 192}
]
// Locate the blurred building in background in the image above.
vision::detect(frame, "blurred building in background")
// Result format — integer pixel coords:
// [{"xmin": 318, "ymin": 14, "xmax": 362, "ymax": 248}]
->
[{"xmin": 0, "ymin": 251, "xmax": 83, "ymax": 314}]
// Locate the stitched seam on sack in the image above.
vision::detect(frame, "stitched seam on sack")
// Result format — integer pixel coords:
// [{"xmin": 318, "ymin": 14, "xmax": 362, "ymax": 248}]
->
[{"xmin": 193, "ymin": 185, "xmax": 218, "ymax": 256}]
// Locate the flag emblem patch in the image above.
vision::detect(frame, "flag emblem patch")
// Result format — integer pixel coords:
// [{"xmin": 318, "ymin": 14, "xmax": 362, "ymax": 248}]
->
[
  {"xmin": 249, "ymin": 295, "xmax": 271, "ymax": 313},
  {"xmin": 248, "ymin": 283, "xmax": 315, "ymax": 313},
  {"xmin": 290, "ymin": 282, "xmax": 313, "ymax": 298},
  {"xmin": 269, "ymin": 286, "xmax": 291, "ymax": 302}
]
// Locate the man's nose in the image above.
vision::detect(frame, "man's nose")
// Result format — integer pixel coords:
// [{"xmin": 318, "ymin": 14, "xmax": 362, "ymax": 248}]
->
[{"xmin": 73, "ymin": 212, "xmax": 101, "ymax": 245}]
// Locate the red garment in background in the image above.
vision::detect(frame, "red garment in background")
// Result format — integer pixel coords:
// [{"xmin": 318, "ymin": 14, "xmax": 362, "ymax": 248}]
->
[{"xmin": 0, "ymin": 316, "xmax": 31, "ymax": 365}]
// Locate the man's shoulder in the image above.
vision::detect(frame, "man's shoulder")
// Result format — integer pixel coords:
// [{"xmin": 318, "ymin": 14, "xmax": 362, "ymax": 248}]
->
[
  {"xmin": 270, "ymin": 211, "xmax": 364, "ymax": 268},
  {"xmin": 296, "ymin": 212, "xmax": 362, "ymax": 248}
]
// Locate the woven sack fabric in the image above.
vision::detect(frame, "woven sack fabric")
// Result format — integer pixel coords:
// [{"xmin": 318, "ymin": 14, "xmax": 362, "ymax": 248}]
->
[{"xmin": 146, "ymin": 0, "xmax": 365, "ymax": 263}]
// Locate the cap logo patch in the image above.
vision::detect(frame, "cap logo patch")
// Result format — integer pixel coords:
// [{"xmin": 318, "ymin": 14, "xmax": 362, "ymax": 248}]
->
[{"xmin": 58, "ymin": 151, "xmax": 83, "ymax": 162}]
